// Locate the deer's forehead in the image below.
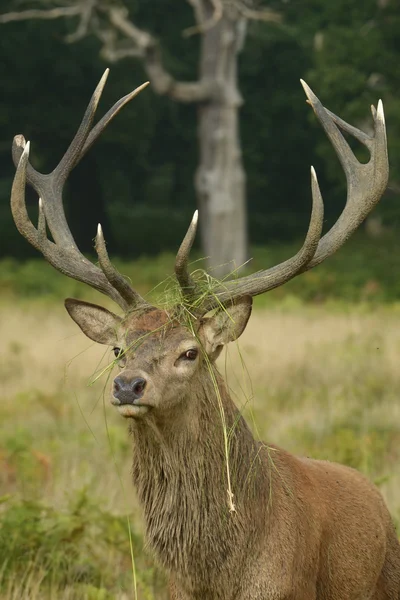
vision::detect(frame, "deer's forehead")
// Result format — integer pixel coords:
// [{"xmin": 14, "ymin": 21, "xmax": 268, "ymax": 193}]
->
[
  {"xmin": 121, "ymin": 308, "xmax": 191, "ymax": 348},
  {"xmin": 125, "ymin": 308, "xmax": 170, "ymax": 331}
]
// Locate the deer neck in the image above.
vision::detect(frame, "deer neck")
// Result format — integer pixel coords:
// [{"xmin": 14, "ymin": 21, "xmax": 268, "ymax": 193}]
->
[{"xmin": 129, "ymin": 365, "xmax": 270, "ymax": 590}]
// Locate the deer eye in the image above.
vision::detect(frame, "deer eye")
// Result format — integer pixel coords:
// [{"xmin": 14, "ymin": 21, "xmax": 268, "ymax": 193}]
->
[
  {"xmin": 182, "ymin": 349, "xmax": 198, "ymax": 361},
  {"xmin": 113, "ymin": 347, "xmax": 123, "ymax": 358}
]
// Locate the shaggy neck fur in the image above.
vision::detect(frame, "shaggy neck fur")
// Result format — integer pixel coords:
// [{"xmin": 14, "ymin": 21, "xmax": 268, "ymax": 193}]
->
[{"xmin": 129, "ymin": 364, "xmax": 270, "ymax": 597}]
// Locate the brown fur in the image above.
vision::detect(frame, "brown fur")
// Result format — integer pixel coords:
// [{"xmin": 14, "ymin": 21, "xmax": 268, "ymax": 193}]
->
[{"xmin": 65, "ymin": 300, "xmax": 400, "ymax": 600}]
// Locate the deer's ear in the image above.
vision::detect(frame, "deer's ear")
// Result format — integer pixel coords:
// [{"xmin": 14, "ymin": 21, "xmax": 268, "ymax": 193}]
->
[
  {"xmin": 65, "ymin": 298, "xmax": 122, "ymax": 345},
  {"xmin": 198, "ymin": 296, "xmax": 252, "ymax": 361}
]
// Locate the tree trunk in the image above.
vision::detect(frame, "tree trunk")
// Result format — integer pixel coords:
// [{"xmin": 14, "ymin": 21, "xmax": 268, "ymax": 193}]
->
[{"xmin": 195, "ymin": 4, "xmax": 247, "ymax": 278}]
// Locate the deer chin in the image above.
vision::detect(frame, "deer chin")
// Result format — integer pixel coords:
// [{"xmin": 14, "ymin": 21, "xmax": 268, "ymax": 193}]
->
[{"xmin": 116, "ymin": 404, "xmax": 151, "ymax": 419}]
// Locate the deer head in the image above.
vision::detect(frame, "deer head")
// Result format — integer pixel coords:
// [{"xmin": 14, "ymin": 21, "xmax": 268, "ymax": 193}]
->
[
  {"xmin": 64, "ymin": 293, "xmax": 252, "ymax": 420},
  {"xmin": 11, "ymin": 71, "xmax": 400, "ymax": 600}
]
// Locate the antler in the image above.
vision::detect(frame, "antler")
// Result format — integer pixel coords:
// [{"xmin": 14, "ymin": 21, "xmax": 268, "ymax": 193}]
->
[
  {"xmin": 11, "ymin": 76, "xmax": 389, "ymax": 315},
  {"xmin": 11, "ymin": 69, "xmax": 149, "ymax": 311},
  {"xmin": 175, "ymin": 80, "xmax": 388, "ymax": 310},
  {"xmin": 175, "ymin": 210, "xmax": 199, "ymax": 296}
]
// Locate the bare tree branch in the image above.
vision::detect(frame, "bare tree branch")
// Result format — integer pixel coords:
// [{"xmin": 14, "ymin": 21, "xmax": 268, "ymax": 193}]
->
[
  {"xmin": 97, "ymin": 28, "xmax": 144, "ymax": 62},
  {"xmin": 0, "ymin": 0, "xmax": 215, "ymax": 103},
  {"xmin": 102, "ymin": 6, "xmax": 153, "ymax": 49},
  {"xmin": 0, "ymin": 5, "xmax": 82, "ymax": 23},
  {"xmin": 0, "ymin": 1, "xmax": 95, "ymax": 42},
  {"xmin": 104, "ymin": 5, "xmax": 215, "ymax": 102},
  {"xmin": 66, "ymin": 0, "xmax": 96, "ymax": 42},
  {"xmin": 186, "ymin": 0, "xmax": 206, "ymax": 25},
  {"xmin": 234, "ymin": 1, "xmax": 281, "ymax": 23},
  {"xmin": 184, "ymin": 0, "xmax": 223, "ymax": 37}
]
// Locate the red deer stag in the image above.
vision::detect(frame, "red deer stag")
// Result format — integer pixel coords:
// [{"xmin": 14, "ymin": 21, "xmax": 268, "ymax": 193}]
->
[{"xmin": 10, "ymin": 70, "xmax": 400, "ymax": 600}]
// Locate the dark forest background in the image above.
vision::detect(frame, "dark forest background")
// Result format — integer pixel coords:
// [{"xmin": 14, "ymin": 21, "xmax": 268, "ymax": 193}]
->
[{"xmin": 1, "ymin": 0, "xmax": 399, "ymax": 260}]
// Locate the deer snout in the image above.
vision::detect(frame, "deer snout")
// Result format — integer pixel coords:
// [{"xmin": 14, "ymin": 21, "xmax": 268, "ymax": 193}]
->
[{"xmin": 113, "ymin": 375, "xmax": 147, "ymax": 405}]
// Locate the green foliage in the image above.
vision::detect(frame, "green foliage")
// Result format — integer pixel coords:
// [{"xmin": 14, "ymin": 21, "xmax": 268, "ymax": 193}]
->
[
  {"xmin": 294, "ymin": 422, "xmax": 400, "ymax": 477},
  {"xmin": 0, "ymin": 491, "xmax": 164, "ymax": 598},
  {"xmin": 240, "ymin": 18, "xmax": 315, "ymax": 239},
  {"xmin": 284, "ymin": 0, "xmax": 400, "ymax": 228},
  {"xmin": 1, "ymin": 232, "xmax": 399, "ymax": 305},
  {"xmin": 251, "ymin": 232, "xmax": 400, "ymax": 305},
  {"xmin": 0, "ymin": 365, "xmax": 166, "ymax": 598}
]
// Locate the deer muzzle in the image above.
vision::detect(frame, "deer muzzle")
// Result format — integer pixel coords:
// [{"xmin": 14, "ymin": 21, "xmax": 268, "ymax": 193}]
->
[
  {"xmin": 113, "ymin": 375, "xmax": 146, "ymax": 404},
  {"xmin": 112, "ymin": 373, "xmax": 152, "ymax": 418}
]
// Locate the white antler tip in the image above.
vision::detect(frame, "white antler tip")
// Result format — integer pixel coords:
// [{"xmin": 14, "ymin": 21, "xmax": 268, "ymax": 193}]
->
[
  {"xmin": 311, "ymin": 165, "xmax": 317, "ymax": 180},
  {"xmin": 300, "ymin": 79, "xmax": 318, "ymax": 107},
  {"xmin": 22, "ymin": 140, "xmax": 30, "ymax": 156},
  {"xmin": 97, "ymin": 223, "xmax": 103, "ymax": 238},
  {"xmin": 97, "ymin": 69, "xmax": 109, "ymax": 92},
  {"xmin": 129, "ymin": 81, "xmax": 151, "ymax": 99},
  {"xmin": 377, "ymin": 99, "xmax": 385, "ymax": 125},
  {"xmin": 300, "ymin": 78, "xmax": 310, "ymax": 94},
  {"xmin": 192, "ymin": 210, "xmax": 199, "ymax": 226}
]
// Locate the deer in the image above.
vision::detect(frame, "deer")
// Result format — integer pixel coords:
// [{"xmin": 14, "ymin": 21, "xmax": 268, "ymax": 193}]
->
[{"xmin": 10, "ymin": 69, "xmax": 400, "ymax": 600}]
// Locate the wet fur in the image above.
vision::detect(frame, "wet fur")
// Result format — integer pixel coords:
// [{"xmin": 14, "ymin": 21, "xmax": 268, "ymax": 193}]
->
[{"xmin": 130, "ymin": 368, "xmax": 400, "ymax": 600}]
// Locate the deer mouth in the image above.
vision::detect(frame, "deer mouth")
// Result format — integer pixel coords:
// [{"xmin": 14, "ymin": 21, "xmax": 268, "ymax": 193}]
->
[{"xmin": 116, "ymin": 403, "xmax": 151, "ymax": 418}]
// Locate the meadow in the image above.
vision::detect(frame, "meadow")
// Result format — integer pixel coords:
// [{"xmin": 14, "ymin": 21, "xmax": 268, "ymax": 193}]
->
[{"xmin": 1, "ymin": 234, "xmax": 400, "ymax": 599}]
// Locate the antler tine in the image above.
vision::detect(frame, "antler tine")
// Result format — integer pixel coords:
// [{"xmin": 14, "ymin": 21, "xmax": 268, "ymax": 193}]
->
[
  {"xmin": 10, "ymin": 72, "xmax": 150, "ymax": 312},
  {"xmin": 200, "ymin": 167, "xmax": 324, "ymax": 309},
  {"xmin": 300, "ymin": 81, "xmax": 388, "ymax": 270},
  {"xmin": 175, "ymin": 210, "xmax": 199, "ymax": 298},
  {"xmin": 11, "ymin": 79, "xmax": 150, "ymax": 186},
  {"xmin": 11, "ymin": 69, "xmax": 109, "ymax": 177},
  {"xmin": 11, "ymin": 143, "xmax": 129, "ymax": 308},
  {"xmin": 11, "ymin": 141, "xmax": 43, "ymax": 251},
  {"xmin": 12, "ymin": 135, "xmax": 43, "ymax": 192},
  {"xmin": 12, "ymin": 69, "xmax": 109, "ymax": 249},
  {"xmin": 56, "ymin": 68, "xmax": 110, "ymax": 180},
  {"xmin": 96, "ymin": 224, "xmax": 146, "ymax": 308},
  {"xmin": 81, "ymin": 81, "xmax": 150, "ymax": 160}
]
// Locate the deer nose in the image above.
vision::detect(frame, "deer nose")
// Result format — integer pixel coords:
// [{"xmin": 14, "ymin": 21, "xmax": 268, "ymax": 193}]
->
[{"xmin": 113, "ymin": 376, "xmax": 147, "ymax": 405}]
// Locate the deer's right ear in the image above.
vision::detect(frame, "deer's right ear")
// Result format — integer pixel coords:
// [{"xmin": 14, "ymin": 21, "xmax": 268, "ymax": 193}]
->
[
  {"xmin": 198, "ymin": 296, "xmax": 253, "ymax": 361},
  {"xmin": 65, "ymin": 298, "xmax": 122, "ymax": 345}
]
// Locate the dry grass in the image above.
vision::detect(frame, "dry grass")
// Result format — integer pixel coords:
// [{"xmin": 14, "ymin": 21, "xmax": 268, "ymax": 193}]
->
[
  {"xmin": 228, "ymin": 307, "xmax": 400, "ymax": 516},
  {"xmin": 0, "ymin": 303, "xmax": 135, "ymax": 512},
  {"xmin": 1, "ymin": 301, "xmax": 400, "ymax": 597}
]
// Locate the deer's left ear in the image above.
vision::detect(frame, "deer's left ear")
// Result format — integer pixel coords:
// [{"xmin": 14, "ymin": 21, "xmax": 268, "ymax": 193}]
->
[
  {"xmin": 65, "ymin": 298, "xmax": 122, "ymax": 345},
  {"xmin": 198, "ymin": 296, "xmax": 252, "ymax": 361}
]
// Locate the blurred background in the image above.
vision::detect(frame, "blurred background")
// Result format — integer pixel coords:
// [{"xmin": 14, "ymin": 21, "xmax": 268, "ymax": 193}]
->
[{"xmin": 0, "ymin": 0, "xmax": 400, "ymax": 598}]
